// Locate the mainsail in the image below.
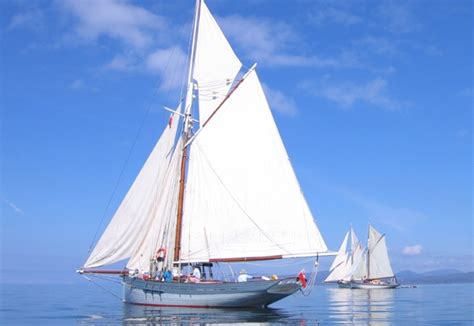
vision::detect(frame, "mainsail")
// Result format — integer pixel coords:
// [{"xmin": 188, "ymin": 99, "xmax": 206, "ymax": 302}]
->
[
  {"xmin": 84, "ymin": 110, "xmax": 180, "ymax": 269},
  {"xmin": 367, "ymin": 225, "xmax": 395, "ymax": 279},
  {"xmin": 84, "ymin": 0, "xmax": 328, "ymax": 271}
]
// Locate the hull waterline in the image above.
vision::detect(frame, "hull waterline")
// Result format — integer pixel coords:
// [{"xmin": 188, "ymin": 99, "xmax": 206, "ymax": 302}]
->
[{"xmin": 122, "ymin": 276, "xmax": 301, "ymax": 308}]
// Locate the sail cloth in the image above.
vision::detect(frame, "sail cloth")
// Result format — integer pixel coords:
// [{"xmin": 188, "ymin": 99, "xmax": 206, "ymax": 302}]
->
[
  {"xmin": 350, "ymin": 227, "xmax": 360, "ymax": 253},
  {"xmin": 126, "ymin": 138, "xmax": 183, "ymax": 272},
  {"xmin": 325, "ymin": 232, "xmax": 349, "ymax": 282},
  {"xmin": 180, "ymin": 70, "xmax": 328, "ymax": 263},
  {"xmin": 83, "ymin": 111, "xmax": 180, "ymax": 269},
  {"xmin": 192, "ymin": 1, "xmax": 242, "ymax": 123},
  {"xmin": 350, "ymin": 251, "xmax": 368, "ymax": 280},
  {"xmin": 367, "ymin": 225, "xmax": 395, "ymax": 279},
  {"xmin": 347, "ymin": 225, "xmax": 395, "ymax": 280}
]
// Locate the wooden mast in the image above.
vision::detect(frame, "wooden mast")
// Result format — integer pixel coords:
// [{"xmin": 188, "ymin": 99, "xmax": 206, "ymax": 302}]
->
[{"xmin": 173, "ymin": 0, "xmax": 201, "ymax": 263}]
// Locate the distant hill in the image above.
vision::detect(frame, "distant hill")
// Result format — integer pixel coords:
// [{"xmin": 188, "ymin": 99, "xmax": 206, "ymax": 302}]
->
[
  {"xmin": 396, "ymin": 270, "xmax": 474, "ymax": 284},
  {"xmin": 316, "ymin": 269, "xmax": 474, "ymax": 284}
]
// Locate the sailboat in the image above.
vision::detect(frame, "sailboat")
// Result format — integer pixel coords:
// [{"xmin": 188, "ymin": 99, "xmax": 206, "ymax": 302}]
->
[
  {"xmin": 330, "ymin": 225, "xmax": 399, "ymax": 289},
  {"xmin": 324, "ymin": 227, "xmax": 364, "ymax": 287},
  {"xmin": 77, "ymin": 0, "xmax": 331, "ymax": 308}
]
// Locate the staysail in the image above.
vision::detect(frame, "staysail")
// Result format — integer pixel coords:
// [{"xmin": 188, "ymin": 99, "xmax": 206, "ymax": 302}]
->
[{"xmin": 84, "ymin": 111, "xmax": 180, "ymax": 269}]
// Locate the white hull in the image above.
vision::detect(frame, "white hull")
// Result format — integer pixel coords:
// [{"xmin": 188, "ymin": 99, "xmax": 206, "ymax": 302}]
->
[{"xmin": 122, "ymin": 276, "xmax": 301, "ymax": 308}]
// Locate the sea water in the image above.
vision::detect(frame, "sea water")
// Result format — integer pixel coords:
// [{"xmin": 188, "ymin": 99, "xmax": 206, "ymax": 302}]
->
[{"xmin": 0, "ymin": 281, "xmax": 472, "ymax": 325}]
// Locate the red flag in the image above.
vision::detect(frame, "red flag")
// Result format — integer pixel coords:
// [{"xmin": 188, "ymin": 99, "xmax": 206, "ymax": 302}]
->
[
  {"xmin": 168, "ymin": 114, "xmax": 174, "ymax": 128},
  {"xmin": 297, "ymin": 270, "xmax": 307, "ymax": 288}
]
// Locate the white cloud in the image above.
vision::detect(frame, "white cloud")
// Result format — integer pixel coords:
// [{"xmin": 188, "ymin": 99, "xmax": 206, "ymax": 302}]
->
[
  {"xmin": 303, "ymin": 77, "xmax": 404, "ymax": 110},
  {"xmin": 2, "ymin": 198, "xmax": 24, "ymax": 215},
  {"xmin": 70, "ymin": 79, "xmax": 84, "ymax": 90},
  {"xmin": 218, "ymin": 15, "xmax": 347, "ymax": 68},
  {"xmin": 8, "ymin": 8, "xmax": 44, "ymax": 30},
  {"xmin": 376, "ymin": 2, "xmax": 421, "ymax": 34},
  {"xmin": 104, "ymin": 55, "xmax": 137, "ymax": 72},
  {"xmin": 459, "ymin": 87, "xmax": 473, "ymax": 97},
  {"xmin": 59, "ymin": 0, "xmax": 166, "ymax": 49},
  {"xmin": 262, "ymin": 84, "xmax": 298, "ymax": 117},
  {"xmin": 334, "ymin": 189, "xmax": 427, "ymax": 232},
  {"xmin": 309, "ymin": 7, "xmax": 362, "ymax": 26},
  {"xmin": 354, "ymin": 36, "xmax": 399, "ymax": 57},
  {"xmin": 146, "ymin": 46, "xmax": 187, "ymax": 91},
  {"xmin": 403, "ymin": 244, "xmax": 423, "ymax": 256}
]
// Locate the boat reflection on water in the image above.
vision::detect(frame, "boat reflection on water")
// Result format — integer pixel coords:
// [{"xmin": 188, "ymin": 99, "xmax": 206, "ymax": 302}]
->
[
  {"xmin": 327, "ymin": 287, "xmax": 394, "ymax": 325},
  {"xmin": 122, "ymin": 303, "xmax": 290, "ymax": 325}
]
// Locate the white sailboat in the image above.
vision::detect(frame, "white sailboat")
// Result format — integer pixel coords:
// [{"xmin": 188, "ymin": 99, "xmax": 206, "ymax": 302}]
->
[
  {"xmin": 78, "ymin": 0, "xmax": 331, "ymax": 308},
  {"xmin": 335, "ymin": 225, "xmax": 399, "ymax": 289},
  {"xmin": 324, "ymin": 227, "xmax": 364, "ymax": 287}
]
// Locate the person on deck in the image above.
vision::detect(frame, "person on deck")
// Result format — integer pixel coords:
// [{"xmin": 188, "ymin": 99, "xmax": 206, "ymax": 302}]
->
[
  {"xmin": 187, "ymin": 265, "xmax": 201, "ymax": 283},
  {"xmin": 192, "ymin": 265, "xmax": 202, "ymax": 279},
  {"xmin": 163, "ymin": 270, "xmax": 172, "ymax": 282},
  {"xmin": 237, "ymin": 269, "xmax": 253, "ymax": 282}
]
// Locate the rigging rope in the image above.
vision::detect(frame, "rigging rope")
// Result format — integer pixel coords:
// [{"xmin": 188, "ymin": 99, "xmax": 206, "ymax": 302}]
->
[
  {"xmin": 298, "ymin": 258, "xmax": 320, "ymax": 297},
  {"xmin": 193, "ymin": 142, "xmax": 292, "ymax": 255},
  {"xmin": 82, "ymin": 275, "xmax": 123, "ymax": 301}
]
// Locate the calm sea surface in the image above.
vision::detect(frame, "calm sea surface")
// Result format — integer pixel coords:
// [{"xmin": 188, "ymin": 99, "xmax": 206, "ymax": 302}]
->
[{"xmin": 0, "ymin": 282, "xmax": 472, "ymax": 325}]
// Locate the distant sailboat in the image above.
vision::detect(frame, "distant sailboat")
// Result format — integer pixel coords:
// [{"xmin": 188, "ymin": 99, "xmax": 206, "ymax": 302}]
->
[
  {"xmin": 78, "ymin": 0, "xmax": 331, "ymax": 308},
  {"xmin": 326, "ymin": 225, "xmax": 399, "ymax": 289},
  {"xmin": 324, "ymin": 227, "xmax": 364, "ymax": 286}
]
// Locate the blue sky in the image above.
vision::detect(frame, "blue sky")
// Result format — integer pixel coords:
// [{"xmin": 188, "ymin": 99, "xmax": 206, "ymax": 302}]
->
[{"xmin": 0, "ymin": 0, "xmax": 472, "ymax": 283}]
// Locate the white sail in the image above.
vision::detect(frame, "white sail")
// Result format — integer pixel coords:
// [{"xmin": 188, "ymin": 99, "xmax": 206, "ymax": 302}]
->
[
  {"xmin": 350, "ymin": 227, "xmax": 360, "ymax": 253},
  {"xmin": 367, "ymin": 225, "xmax": 395, "ymax": 279},
  {"xmin": 180, "ymin": 70, "xmax": 327, "ymax": 263},
  {"xmin": 346, "ymin": 225, "xmax": 395, "ymax": 280},
  {"xmin": 324, "ymin": 232, "xmax": 349, "ymax": 282},
  {"xmin": 84, "ymin": 112, "xmax": 180, "ymax": 268},
  {"xmin": 325, "ymin": 253, "xmax": 351, "ymax": 283},
  {"xmin": 329, "ymin": 231, "xmax": 349, "ymax": 271},
  {"xmin": 126, "ymin": 138, "xmax": 183, "ymax": 272},
  {"xmin": 193, "ymin": 0, "xmax": 242, "ymax": 123},
  {"xmin": 349, "ymin": 249, "xmax": 368, "ymax": 280}
]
